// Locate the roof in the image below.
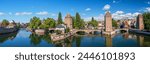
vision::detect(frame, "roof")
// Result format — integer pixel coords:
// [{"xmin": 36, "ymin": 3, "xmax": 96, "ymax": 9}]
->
[
  {"xmin": 56, "ymin": 24, "xmax": 66, "ymax": 28},
  {"xmin": 65, "ymin": 13, "xmax": 72, "ymax": 18},
  {"xmin": 105, "ymin": 11, "xmax": 111, "ymax": 16}
]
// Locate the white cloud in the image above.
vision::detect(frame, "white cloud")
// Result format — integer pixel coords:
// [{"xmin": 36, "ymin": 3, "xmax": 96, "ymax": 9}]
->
[
  {"xmin": 112, "ymin": 11, "xmax": 141, "ymax": 20},
  {"xmin": 133, "ymin": 12, "xmax": 141, "ymax": 17},
  {"xmin": 116, "ymin": 11, "xmax": 124, "ymax": 14},
  {"xmin": 50, "ymin": 13, "xmax": 56, "ymax": 16},
  {"xmin": 113, "ymin": 0, "xmax": 116, "ymax": 3},
  {"xmin": 36, "ymin": 11, "xmax": 49, "ymax": 15},
  {"xmin": 146, "ymin": 7, "xmax": 150, "ymax": 12},
  {"xmin": 84, "ymin": 14, "xmax": 104, "ymax": 21},
  {"xmin": 85, "ymin": 8, "xmax": 91, "ymax": 11},
  {"xmin": 103, "ymin": 4, "xmax": 110, "ymax": 11},
  {"xmin": 15, "ymin": 12, "xmax": 32, "ymax": 16},
  {"xmin": 0, "ymin": 12, "xmax": 5, "ymax": 15}
]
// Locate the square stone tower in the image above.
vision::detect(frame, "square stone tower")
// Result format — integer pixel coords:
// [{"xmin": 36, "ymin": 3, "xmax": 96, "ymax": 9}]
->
[
  {"xmin": 105, "ymin": 11, "xmax": 112, "ymax": 32},
  {"xmin": 136, "ymin": 14, "xmax": 144, "ymax": 30},
  {"xmin": 64, "ymin": 14, "xmax": 73, "ymax": 29}
]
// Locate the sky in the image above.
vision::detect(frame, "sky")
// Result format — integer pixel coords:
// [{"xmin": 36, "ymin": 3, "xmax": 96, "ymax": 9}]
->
[{"xmin": 0, "ymin": 0, "xmax": 150, "ymax": 23}]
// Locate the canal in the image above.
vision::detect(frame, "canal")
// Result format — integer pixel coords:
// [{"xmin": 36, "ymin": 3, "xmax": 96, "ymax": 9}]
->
[{"xmin": 0, "ymin": 29, "xmax": 150, "ymax": 47}]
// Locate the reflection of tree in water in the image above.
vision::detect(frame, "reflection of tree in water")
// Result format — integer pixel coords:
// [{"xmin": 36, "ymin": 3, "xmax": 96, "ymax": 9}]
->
[
  {"xmin": 74, "ymin": 36, "xmax": 82, "ymax": 47},
  {"xmin": 134, "ymin": 34, "xmax": 150, "ymax": 47},
  {"xmin": 143, "ymin": 36, "xmax": 150, "ymax": 47},
  {"xmin": 42, "ymin": 34, "xmax": 52, "ymax": 44},
  {"xmin": 29, "ymin": 33, "xmax": 52, "ymax": 46},
  {"xmin": 0, "ymin": 32, "xmax": 18, "ymax": 43},
  {"xmin": 54, "ymin": 36, "xmax": 84, "ymax": 47},
  {"xmin": 29, "ymin": 34, "xmax": 42, "ymax": 46},
  {"xmin": 53, "ymin": 36, "xmax": 73, "ymax": 47}
]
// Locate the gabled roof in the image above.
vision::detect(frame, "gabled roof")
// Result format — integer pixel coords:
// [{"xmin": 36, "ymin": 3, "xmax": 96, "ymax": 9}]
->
[{"xmin": 56, "ymin": 24, "xmax": 66, "ymax": 28}]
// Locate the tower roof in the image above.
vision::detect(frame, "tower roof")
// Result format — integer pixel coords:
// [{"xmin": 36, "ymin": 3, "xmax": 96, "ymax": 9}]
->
[
  {"xmin": 105, "ymin": 11, "xmax": 111, "ymax": 16},
  {"xmin": 138, "ymin": 14, "xmax": 143, "ymax": 17},
  {"xmin": 65, "ymin": 13, "xmax": 72, "ymax": 18},
  {"xmin": 106, "ymin": 11, "xmax": 111, "ymax": 15}
]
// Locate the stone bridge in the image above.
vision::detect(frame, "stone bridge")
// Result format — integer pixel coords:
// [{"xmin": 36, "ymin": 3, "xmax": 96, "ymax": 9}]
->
[
  {"xmin": 115, "ymin": 28, "xmax": 129, "ymax": 33},
  {"xmin": 73, "ymin": 29, "xmax": 102, "ymax": 34}
]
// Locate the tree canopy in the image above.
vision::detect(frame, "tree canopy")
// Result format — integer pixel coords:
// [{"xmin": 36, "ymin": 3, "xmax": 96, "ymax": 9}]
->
[
  {"xmin": 88, "ymin": 17, "xmax": 98, "ymax": 28},
  {"xmin": 40, "ymin": 18, "xmax": 56, "ymax": 29},
  {"xmin": 74, "ymin": 12, "xmax": 85, "ymax": 29},
  {"xmin": 112, "ymin": 19, "xmax": 118, "ymax": 28},
  {"xmin": 143, "ymin": 12, "xmax": 150, "ymax": 31},
  {"xmin": 1, "ymin": 19, "xmax": 9, "ymax": 27},
  {"xmin": 57, "ymin": 12, "xmax": 63, "ymax": 25},
  {"xmin": 29, "ymin": 16, "xmax": 41, "ymax": 29}
]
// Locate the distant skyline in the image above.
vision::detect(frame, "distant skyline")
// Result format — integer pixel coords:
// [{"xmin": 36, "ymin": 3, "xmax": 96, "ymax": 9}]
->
[{"xmin": 0, "ymin": 0, "xmax": 150, "ymax": 23}]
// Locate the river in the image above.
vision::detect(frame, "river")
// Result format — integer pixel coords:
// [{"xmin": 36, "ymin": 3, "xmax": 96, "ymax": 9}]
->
[{"xmin": 0, "ymin": 29, "xmax": 150, "ymax": 47}]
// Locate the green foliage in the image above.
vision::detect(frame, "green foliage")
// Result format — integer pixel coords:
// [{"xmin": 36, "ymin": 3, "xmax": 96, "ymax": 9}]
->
[
  {"xmin": 143, "ymin": 12, "xmax": 150, "ymax": 30},
  {"xmin": 1, "ymin": 19, "xmax": 9, "ymax": 27},
  {"xmin": 40, "ymin": 18, "xmax": 56, "ymax": 29},
  {"xmin": 88, "ymin": 17, "xmax": 98, "ymax": 28},
  {"xmin": 57, "ymin": 12, "xmax": 63, "ymax": 25},
  {"xmin": 29, "ymin": 16, "xmax": 41, "ymax": 29},
  {"xmin": 74, "ymin": 12, "xmax": 85, "ymax": 29},
  {"xmin": 55, "ymin": 30, "xmax": 62, "ymax": 34},
  {"xmin": 72, "ymin": 17, "xmax": 76, "ymax": 28},
  {"xmin": 29, "ymin": 34, "xmax": 41, "ymax": 45},
  {"xmin": 65, "ymin": 27, "xmax": 70, "ymax": 33},
  {"xmin": 112, "ymin": 19, "xmax": 118, "ymax": 28}
]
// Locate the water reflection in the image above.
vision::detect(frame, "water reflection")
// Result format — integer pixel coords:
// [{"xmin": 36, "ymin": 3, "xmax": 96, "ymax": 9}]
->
[
  {"xmin": 0, "ymin": 30, "xmax": 150, "ymax": 47},
  {"xmin": 0, "ymin": 32, "xmax": 18, "ymax": 43},
  {"xmin": 29, "ymin": 33, "xmax": 52, "ymax": 46},
  {"xmin": 104, "ymin": 35, "xmax": 113, "ymax": 47}
]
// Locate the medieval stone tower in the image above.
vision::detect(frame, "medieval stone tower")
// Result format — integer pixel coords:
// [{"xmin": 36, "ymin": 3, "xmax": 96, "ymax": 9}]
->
[
  {"xmin": 64, "ymin": 14, "xmax": 73, "ymax": 29},
  {"xmin": 105, "ymin": 11, "xmax": 112, "ymax": 32},
  {"xmin": 136, "ymin": 14, "xmax": 144, "ymax": 30}
]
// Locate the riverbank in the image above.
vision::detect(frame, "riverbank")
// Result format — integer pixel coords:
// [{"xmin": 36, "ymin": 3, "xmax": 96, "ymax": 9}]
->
[
  {"xmin": 0, "ymin": 27, "xmax": 18, "ymax": 35},
  {"xmin": 129, "ymin": 29, "xmax": 150, "ymax": 36},
  {"xmin": 51, "ymin": 32, "xmax": 75, "ymax": 42}
]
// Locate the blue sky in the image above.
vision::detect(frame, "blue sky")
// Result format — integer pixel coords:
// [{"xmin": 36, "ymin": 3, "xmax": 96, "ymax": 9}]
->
[{"xmin": 0, "ymin": 0, "xmax": 150, "ymax": 23}]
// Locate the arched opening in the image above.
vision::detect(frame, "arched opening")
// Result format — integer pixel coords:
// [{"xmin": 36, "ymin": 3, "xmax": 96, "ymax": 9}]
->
[
  {"xmin": 93, "ymin": 31, "xmax": 101, "ymax": 35},
  {"xmin": 49, "ymin": 30, "xmax": 55, "ymax": 33},
  {"xmin": 76, "ymin": 31, "xmax": 86, "ymax": 35},
  {"xmin": 120, "ymin": 30, "xmax": 127, "ymax": 33}
]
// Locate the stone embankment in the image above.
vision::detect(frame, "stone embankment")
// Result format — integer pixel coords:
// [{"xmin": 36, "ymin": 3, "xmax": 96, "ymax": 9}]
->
[
  {"xmin": 0, "ymin": 27, "xmax": 18, "ymax": 35},
  {"xmin": 51, "ymin": 31, "xmax": 75, "ymax": 42},
  {"xmin": 129, "ymin": 29, "xmax": 150, "ymax": 36}
]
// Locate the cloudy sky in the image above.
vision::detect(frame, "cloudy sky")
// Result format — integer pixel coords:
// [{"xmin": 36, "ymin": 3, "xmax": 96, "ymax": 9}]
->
[{"xmin": 0, "ymin": 0, "xmax": 150, "ymax": 23}]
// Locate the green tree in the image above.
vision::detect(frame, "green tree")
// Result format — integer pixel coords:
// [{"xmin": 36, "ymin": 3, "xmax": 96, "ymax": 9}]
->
[
  {"xmin": 88, "ymin": 17, "xmax": 98, "ymax": 28},
  {"xmin": 1, "ymin": 19, "xmax": 9, "ymax": 27},
  {"xmin": 143, "ymin": 12, "xmax": 150, "ymax": 31},
  {"xmin": 72, "ymin": 17, "xmax": 77, "ymax": 28},
  {"xmin": 75, "ymin": 12, "xmax": 85, "ymax": 29},
  {"xmin": 57, "ymin": 12, "xmax": 63, "ymax": 25},
  {"xmin": 112, "ymin": 19, "xmax": 118, "ymax": 28},
  {"xmin": 29, "ymin": 16, "xmax": 41, "ymax": 29},
  {"xmin": 40, "ymin": 18, "xmax": 56, "ymax": 29},
  {"xmin": 65, "ymin": 27, "xmax": 70, "ymax": 33}
]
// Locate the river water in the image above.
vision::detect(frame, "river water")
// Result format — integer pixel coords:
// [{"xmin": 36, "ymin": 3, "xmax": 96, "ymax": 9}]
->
[{"xmin": 0, "ymin": 29, "xmax": 150, "ymax": 47}]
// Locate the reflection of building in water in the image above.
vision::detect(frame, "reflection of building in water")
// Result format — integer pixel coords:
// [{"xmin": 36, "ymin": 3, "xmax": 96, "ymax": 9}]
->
[
  {"xmin": 0, "ymin": 32, "xmax": 18, "ymax": 43},
  {"xmin": 53, "ymin": 36, "xmax": 73, "ymax": 47},
  {"xmin": 104, "ymin": 35, "xmax": 113, "ymax": 47},
  {"xmin": 123, "ymin": 33, "xmax": 129, "ymax": 39},
  {"xmin": 137, "ymin": 36, "xmax": 144, "ymax": 47}
]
